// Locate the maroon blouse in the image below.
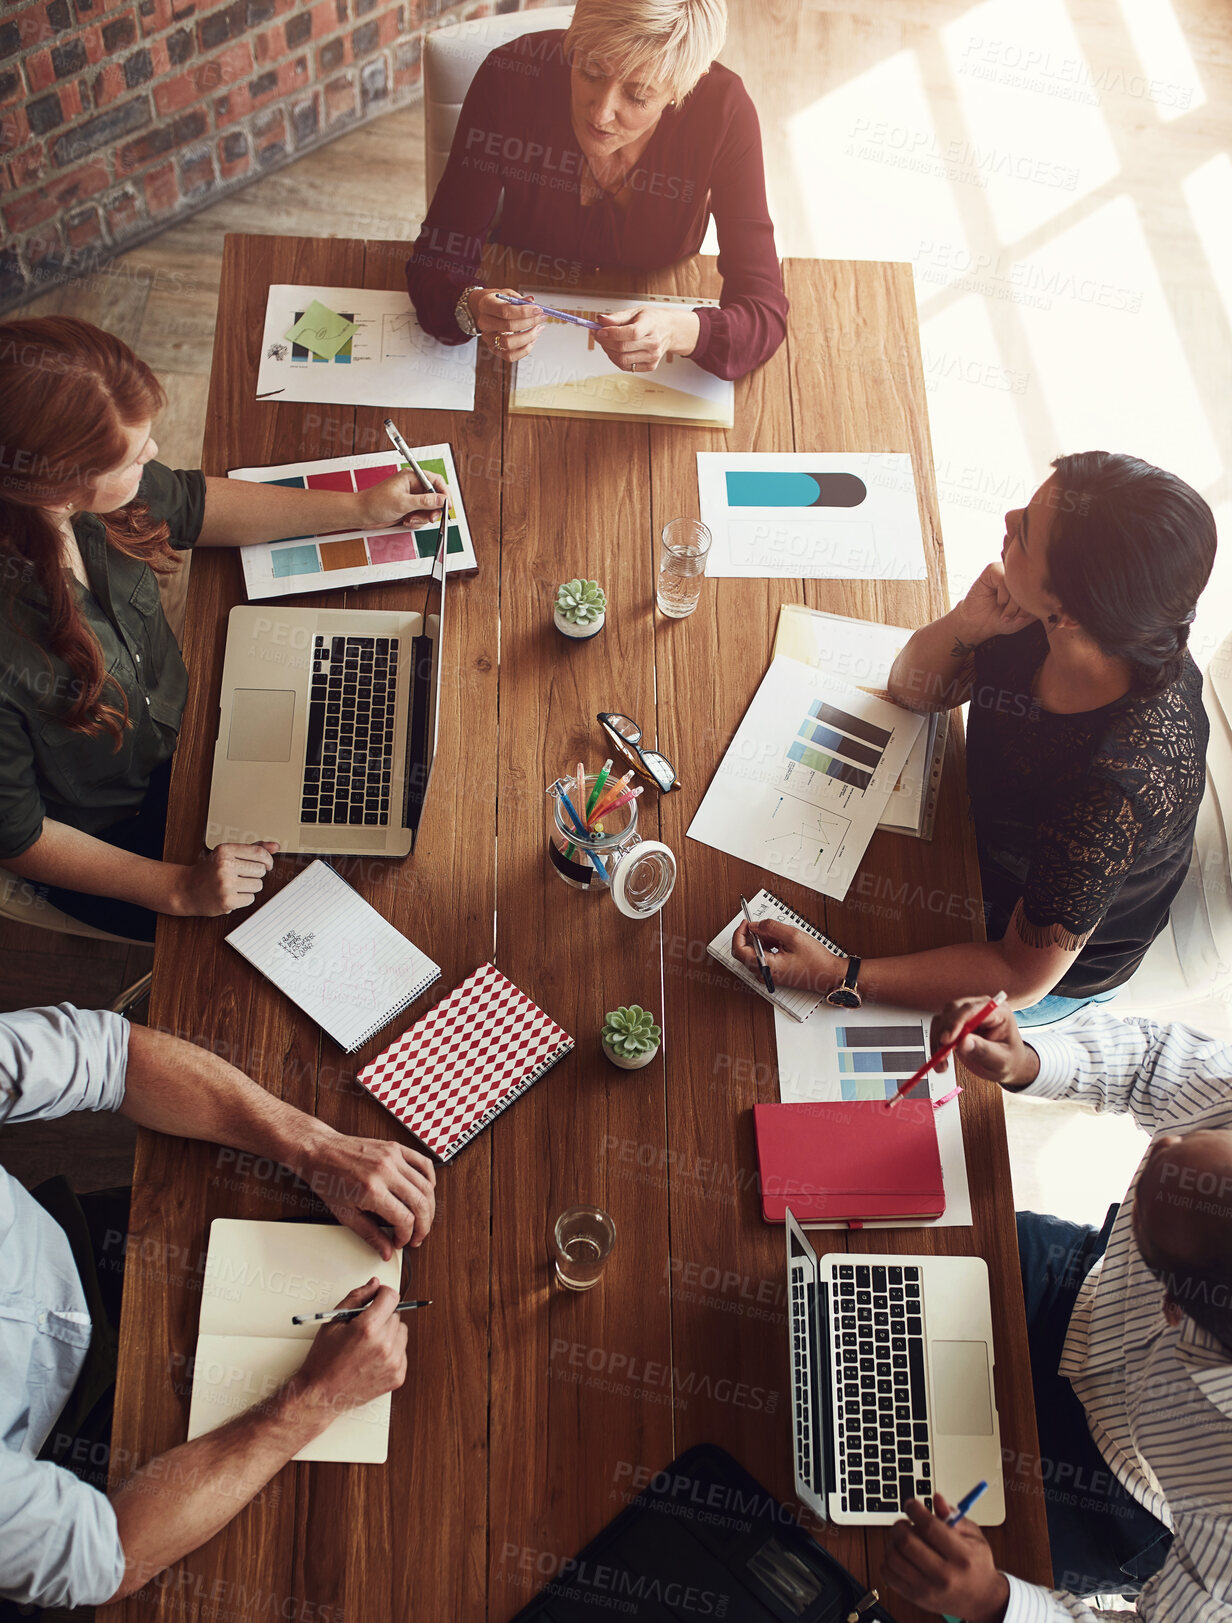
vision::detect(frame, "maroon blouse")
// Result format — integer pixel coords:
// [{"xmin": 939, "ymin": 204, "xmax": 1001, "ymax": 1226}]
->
[{"xmin": 406, "ymin": 30, "xmax": 788, "ymax": 381}]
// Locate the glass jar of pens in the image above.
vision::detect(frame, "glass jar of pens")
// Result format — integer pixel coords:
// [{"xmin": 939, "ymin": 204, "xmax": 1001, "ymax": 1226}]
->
[{"xmin": 546, "ymin": 764, "xmax": 677, "ymax": 919}]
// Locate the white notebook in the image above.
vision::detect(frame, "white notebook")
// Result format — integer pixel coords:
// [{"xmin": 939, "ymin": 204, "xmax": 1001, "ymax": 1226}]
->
[
  {"xmin": 225, "ymin": 860, "xmax": 441, "ymax": 1053},
  {"xmin": 707, "ymin": 889, "xmax": 848, "ymax": 1023},
  {"xmin": 187, "ymin": 1220, "xmax": 403, "ymax": 1463}
]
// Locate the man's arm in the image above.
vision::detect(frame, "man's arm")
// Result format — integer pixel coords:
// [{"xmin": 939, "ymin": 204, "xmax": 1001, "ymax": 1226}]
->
[
  {"xmin": 109, "ymin": 1281, "xmax": 406, "ymax": 1600},
  {"xmin": 928, "ymin": 998, "xmax": 1232, "ymax": 1137},
  {"xmin": 122, "ymin": 1024, "xmax": 436, "ymax": 1254}
]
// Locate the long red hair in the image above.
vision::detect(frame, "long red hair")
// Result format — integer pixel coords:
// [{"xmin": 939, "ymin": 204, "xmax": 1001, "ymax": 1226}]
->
[{"xmin": 0, "ymin": 316, "xmax": 180, "ymax": 745}]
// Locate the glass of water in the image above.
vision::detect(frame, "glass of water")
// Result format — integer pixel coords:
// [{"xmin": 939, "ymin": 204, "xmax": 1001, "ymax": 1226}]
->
[
  {"xmin": 656, "ymin": 518, "xmax": 712, "ymax": 619},
  {"xmin": 552, "ymin": 1205, "xmax": 616, "ymax": 1291}
]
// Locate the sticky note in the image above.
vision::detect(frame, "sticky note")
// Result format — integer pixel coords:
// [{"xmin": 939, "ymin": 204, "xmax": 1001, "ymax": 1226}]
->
[{"xmin": 285, "ymin": 301, "xmax": 358, "ymax": 360}]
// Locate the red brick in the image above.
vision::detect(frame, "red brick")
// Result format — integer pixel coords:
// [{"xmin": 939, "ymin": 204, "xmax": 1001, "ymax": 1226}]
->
[
  {"xmin": 142, "ymin": 157, "xmax": 177, "ymax": 211},
  {"xmin": 64, "ymin": 201, "xmax": 102, "ymax": 246},
  {"xmin": 148, "ymin": 36, "xmax": 170, "ymax": 73},
  {"xmin": 59, "ymin": 79, "xmax": 84, "ymax": 117},
  {"xmin": 323, "ymin": 69, "xmax": 356, "ymax": 125},
  {"xmin": 137, "ymin": 0, "xmax": 169, "ymax": 30},
  {"xmin": 13, "ymin": 155, "xmax": 110, "ymax": 229},
  {"xmin": 276, "ymin": 54, "xmax": 307, "ymax": 93},
  {"xmin": 216, "ymin": 128, "xmax": 247, "ymax": 177},
  {"xmin": 12, "ymin": 3, "xmax": 64, "ymax": 51},
  {"xmin": 7, "ymin": 144, "xmax": 47, "ymax": 189},
  {"xmin": 25, "ymin": 50, "xmax": 56, "ymax": 94},
  {"xmin": 80, "ymin": 24, "xmax": 106, "ymax": 63},
  {"xmin": 252, "ymin": 102, "xmax": 285, "ymax": 155},
  {"xmin": 0, "ymin": 107, "xmax": 32, "ymax": 158},
  {"xmin": 104, "ymin": 185, "xmax": 142, "ymax": 235},
  {"xmin": 251, "ymin": 21, "xmax": 280, "ymax": 62},
  {"xmin": 153, "ymin": 39, "xmax": 249, "ymax": 112},
  {"xmin": 91, "ymin": 61, "xmax": 125, "ymax": 105},
  {"xmin": 0, "ymin": 67, "xmax": 22, "ymax": 107}
]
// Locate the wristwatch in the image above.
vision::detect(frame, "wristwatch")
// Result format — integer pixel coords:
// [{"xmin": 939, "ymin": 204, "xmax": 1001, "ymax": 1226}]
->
[
  {"xmin": 454, "ymin": 284, "xmax": 484, "ymax": 337},
  {"xmin": 825, "ymin": 955, "xmax": 863, "ymax": 1009}
]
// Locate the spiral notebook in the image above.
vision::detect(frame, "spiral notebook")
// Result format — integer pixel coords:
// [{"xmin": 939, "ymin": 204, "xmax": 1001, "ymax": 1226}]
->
[
  {"xmin": 707, "ymin": 889, "xmax": 848, "ymax": 1023},
  {"xmin": 224, "ymin": 860, "xmax": 441, "ymax": 1053},
  {"xmin": 356, "ymin": 961, "xmax": 574, "ymax": 1161}
]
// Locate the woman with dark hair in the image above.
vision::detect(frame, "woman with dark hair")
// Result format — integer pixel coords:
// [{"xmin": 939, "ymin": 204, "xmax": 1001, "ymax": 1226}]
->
[
  {"xmin": 733, "ymin": 452, "xmax": 1217, "ymax": 1027},
  {"xmin": 406, "ymin": 0, "xmax": 787, "ymax": 382},
  {"xmin": 0, "ymin": 317, "xmax": 445, "ymax": 942}
]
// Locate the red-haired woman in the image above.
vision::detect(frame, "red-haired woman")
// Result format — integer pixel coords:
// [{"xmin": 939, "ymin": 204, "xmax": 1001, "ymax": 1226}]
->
[{"xmin": 0, "ymin": 317, "xmax": 445, "ymax": 942}]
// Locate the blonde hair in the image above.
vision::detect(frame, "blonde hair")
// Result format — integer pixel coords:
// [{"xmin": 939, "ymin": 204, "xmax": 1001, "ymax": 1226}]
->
[{"xmin": 563, "ymin": 0, "xmax": 727, "ymax": 105}]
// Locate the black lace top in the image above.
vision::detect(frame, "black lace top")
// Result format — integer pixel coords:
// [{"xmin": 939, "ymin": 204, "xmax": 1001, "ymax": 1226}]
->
[{"xmin": 966, "ymin": 623, "xmax": 1208, "ymax": 997}]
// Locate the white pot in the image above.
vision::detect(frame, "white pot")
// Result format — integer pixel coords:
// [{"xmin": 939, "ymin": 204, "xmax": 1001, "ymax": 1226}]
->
[
  {"xmin": 555, "ymin": 607, "xmax": 605, "ymax": 639},
  {"xmin": 602, "ymin": 1038, "xmax": 659, "ymax": 1070}
]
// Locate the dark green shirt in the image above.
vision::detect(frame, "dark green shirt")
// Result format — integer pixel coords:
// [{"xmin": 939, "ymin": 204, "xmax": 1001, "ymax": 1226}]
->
[{"xmin": 0, "ymin": 461, "xmax": 206, "ymax": 858}]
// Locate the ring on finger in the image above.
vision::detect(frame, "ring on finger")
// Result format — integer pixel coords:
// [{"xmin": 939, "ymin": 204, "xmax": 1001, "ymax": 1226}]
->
[{"xmin": 492, "ymin": 332, "xmax": 503, "ymax": 353}]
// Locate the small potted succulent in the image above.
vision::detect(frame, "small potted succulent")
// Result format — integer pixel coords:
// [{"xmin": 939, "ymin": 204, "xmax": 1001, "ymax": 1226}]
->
[
  {"xmin": 554, "ymin": 577, "xmax": 607, "ymax": 640},
  {"xmin": 601, "ymin": 1004, "xmax": 662, "ymax": 1070}
]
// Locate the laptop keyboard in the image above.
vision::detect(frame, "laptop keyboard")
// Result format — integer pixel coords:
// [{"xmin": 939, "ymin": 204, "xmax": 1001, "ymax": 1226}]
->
[
  {"xmin": 301, "ymin": 635, "xmax": 399, "ymax": 826},
  {"xmin": 832, "ymin": 1263, "xmax": 933, "ymax": 1516}
]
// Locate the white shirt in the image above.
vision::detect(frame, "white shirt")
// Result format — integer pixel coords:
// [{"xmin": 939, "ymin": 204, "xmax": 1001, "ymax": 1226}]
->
[
  {"xmin": 1003, "ymin": 1009, "xmax": 1232, "ymax": 1623},
  {"xmin": 0, "ymin": 1004, "xmax": 129, "ymax": 1609}
]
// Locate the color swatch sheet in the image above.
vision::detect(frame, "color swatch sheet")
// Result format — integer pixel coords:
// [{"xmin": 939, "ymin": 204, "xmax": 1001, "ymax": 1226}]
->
[
  {"xmin": 687, "ymin": 656, "xmax": 925, "ymax": 901},
  {"xmin": 187, "ymin": 1220, "xmax": 402, "ymax": 1462},
  {"xmin": 773, "ymin": 604, "xmax": 948, "ymax": 839},
  {"xmin": 773, "ymin": 1006, "xmax": 972, "ymax": 1228},
  {"xmin": 509, "ymin": 292, "xmax": 733, "ymax": 427},
  {"xmin": 256, "ymin": 284, "xmax": 476, "ymax": 410},
  {"xmin": 229, "ymin": 447, "xmax": 476, "ymax": 600},
  {"xmin": 696, "ymin": 452, "xmax": 927, "ymax": 579}
]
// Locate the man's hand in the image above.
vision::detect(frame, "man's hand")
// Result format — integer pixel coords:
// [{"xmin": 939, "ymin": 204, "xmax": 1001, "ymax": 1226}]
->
[
  {"xmin": 295, "ymin": 1128, "xmax": 437, "ymax": 1258},
  {"xmin": 883, "ymin": 1494, "xmax": 1010, "ymax": 1623},
  {"xmin": 929, "ymin": 997, "xmax": 1040, "ymax": 1090},
  {"xmin": 168, "ymin": 841, "xmax": 279, "ymax": 916},
  {"xmin": 292, "ymin": 1280, "xmax": 408, "ymax": 1419},
  {"xmin": 355, "ymin": 470, "xmax": 447, "ymax": 531},
  {"xmin": 732, "ymin": 919, "xmax": 846, "ymax": 994},
  {"xmin": 954, "ymin": 561, "xmax": 1037, "ymax": 646},
  {"xmin": 594, "ymin": 306, "xmax": 700, "ymax": 372}
]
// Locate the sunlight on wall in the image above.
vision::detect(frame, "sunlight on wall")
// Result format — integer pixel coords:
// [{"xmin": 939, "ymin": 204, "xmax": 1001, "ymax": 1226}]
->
[{"xmin": 1117, "ymin": 0, "xmax": 1206, "ymax": 123}]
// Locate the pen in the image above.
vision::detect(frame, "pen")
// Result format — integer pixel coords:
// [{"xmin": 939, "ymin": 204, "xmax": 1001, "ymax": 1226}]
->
[
  {"xmin": 886, "ymin": 992, "xmax": 1007, "ymax": 1110},
  {"xmin": 945, "ymin": 1480, "xmax": 988, "ymax": 1526},
  {"xmin": 292, "ymin": 1298, "xmax": 433, "ymax": 1326},
  {"xmin": 383, "ymin": 417, "xmax": 436, "ymax": 495},
  {"xmin": 589, "ymin": 769, "xmax": 634, "ymax": 822},
  {"xmin": 740, "ymin": 894, "xmax": 776, "ymax": 995},
  {"xmin": 599, "ymin": 784, "xmax": 642, "ymax": 816},
  {"xmin": 555, "ymin": 784, "xmax": 609, "ymax": 881},
  {"xmin": 585, "ymin": 759, "xmax": 613, "ymax": 822},
  {"xmin": 493, "ymin": 292, "xmax": 602, "ymax": 331}
]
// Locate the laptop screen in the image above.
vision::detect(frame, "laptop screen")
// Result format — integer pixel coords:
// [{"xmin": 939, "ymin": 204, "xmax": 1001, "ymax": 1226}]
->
[{"xmin": 405, "ymin": 508, "xmax": 447, "ymax": 836}]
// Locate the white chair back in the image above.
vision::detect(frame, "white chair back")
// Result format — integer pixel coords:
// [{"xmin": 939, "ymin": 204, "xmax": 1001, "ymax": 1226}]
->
[{"xmin": 423, "ymin": 6, "xmax": 575, "ymax": 208}]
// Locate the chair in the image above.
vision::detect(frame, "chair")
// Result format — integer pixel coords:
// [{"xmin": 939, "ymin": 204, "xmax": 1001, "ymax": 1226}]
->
[
  {"xmin": 423, "ymin": 6, "xmax": 575, "ymax": 207},
  {"xmin": 0, "ymin": 874, "xmax": 154, "ymax": 1014},
  {"xmin": 1109, "ymin": 630, "xmax": 1232, "ymax": 1039}
]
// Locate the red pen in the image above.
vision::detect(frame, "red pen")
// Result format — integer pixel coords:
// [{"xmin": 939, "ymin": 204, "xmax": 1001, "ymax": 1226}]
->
[{"xmin": 885, "ymin": 991, "xmax": 1008, "ymax": 1109}]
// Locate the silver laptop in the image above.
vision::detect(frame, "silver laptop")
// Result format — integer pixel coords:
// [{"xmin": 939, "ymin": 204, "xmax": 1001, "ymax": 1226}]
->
[
  {"xmin": 205, "ymin": 527, "xmax": 446, "ymax": 859},
  {"xmin": 786, "ymin": 1209, "xmax": 1005, "ymax": 1527}
]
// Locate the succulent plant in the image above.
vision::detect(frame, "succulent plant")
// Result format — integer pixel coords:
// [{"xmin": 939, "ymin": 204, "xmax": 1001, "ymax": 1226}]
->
[
  {"xmin": 601, "ymin": 1004, "xmax": 662, "ymax": 1058},
  {"xmin": 555, "ymin": 578, "xmax": 607, "ymax": 625}
]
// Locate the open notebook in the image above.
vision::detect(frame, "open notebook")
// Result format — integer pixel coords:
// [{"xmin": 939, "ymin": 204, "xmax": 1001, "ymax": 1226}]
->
[
  {"xmin": 187, "ymin": 1220, "xmax": 402, "ymax": 1464},
  {"xmin": 225, "ymin": 860, "xmax": 441, "ymax": 1052}
]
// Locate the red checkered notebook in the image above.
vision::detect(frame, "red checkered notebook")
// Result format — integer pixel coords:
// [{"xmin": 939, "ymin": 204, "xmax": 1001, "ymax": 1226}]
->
[{"xmin": 356, "ymin": 961, "xmax": 574, "ymax": 1161}]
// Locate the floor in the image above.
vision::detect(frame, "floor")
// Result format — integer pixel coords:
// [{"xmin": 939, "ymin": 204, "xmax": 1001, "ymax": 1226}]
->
[{"xmin": 8, "ymin": 0, "xmax": 1232, "ymax": 1217}]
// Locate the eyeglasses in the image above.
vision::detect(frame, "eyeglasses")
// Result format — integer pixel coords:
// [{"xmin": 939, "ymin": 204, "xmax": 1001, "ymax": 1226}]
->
[{"xmin": 597, "ymin": 712, "xmax": 680, "ymax": 793}]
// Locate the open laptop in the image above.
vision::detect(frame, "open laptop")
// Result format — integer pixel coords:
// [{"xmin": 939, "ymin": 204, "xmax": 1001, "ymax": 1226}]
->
[
  {"xmin": 205, "ymin": 524, "xmax": 446, "ymax": 859},
  {"xmin": 786, "ymin": 1208, "xmax": 1005, "ymax": 1527}
]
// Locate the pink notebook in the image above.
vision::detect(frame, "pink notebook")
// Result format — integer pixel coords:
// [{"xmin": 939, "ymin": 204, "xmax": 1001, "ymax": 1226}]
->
[{"xmin": 356, "ymin": 961, "xmax": 574, "ymax": 1161}]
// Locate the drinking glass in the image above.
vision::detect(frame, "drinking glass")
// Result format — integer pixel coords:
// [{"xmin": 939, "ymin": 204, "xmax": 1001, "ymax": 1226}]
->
[
  {"xmin": 656, "ymin": 518, "xmax": 712, "ymax": 618},
  {"xmin": 552, "ymin": 1205, "xmax": 616, "ymax": 1290}
]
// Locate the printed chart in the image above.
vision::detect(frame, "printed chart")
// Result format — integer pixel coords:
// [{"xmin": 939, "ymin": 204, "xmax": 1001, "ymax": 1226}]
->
[
  {"xmin": 774, "ymin": 1005, "xmax": 971, "ymax": 1228},
  {"xmin": 696, "ymin": 451, "xmax": 927, "ymax": 579},
  {"xmin": 256, "ymin": 284, "xmax": 476, "ymax": 410},
  {"xmin": 688, "ymin": 656, "xmax": 924, "ymax": 900},
  {"xmin": 229, "ymin": 447, "xmax": 476, "ymax": 601}
]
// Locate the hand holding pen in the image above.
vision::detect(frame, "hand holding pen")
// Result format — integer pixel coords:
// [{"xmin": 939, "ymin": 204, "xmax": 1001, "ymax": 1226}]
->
[
  {"xmin": 740, "ymin": 895, "xmax": 775, "ymax": 995},
  {"xmin": 464, "ymin": 287, "xmax": 547, "ymax": 363},
  {"xmin": 882, "ymin": 1484, "xmax": 1006, "ymax": 1623},
  {"xmin": 886, "ymin": 992, "xmax": 1007, "ymax": 1110}
]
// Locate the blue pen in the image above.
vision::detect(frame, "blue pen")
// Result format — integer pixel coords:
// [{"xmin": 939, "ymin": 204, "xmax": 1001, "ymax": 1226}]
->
[
  {"xmin": 945, "ymin": 1480, "xmax": 988, "ymax": 1526},
  {"xmin": 494, "ymin": 293, "xmax": 602, "ymax": 332},
  {"xmin": 554, "ymin": 784, "xmax": 609, "ymax": 881}
]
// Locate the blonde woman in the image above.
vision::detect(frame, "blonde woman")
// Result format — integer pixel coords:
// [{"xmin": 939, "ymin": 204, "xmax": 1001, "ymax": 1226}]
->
[{"xmin": 406, "ymin": 0, "xmax": 787, "ymax": 381}]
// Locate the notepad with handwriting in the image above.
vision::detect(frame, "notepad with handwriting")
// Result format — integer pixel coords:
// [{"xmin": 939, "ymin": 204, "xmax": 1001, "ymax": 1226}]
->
[
  {"xmin": 225, "ymin": 860, "xmax": 441, "ymax": 1053},
  {"xmin": 357, "ymin": 961, "xmax": 574, "ymax": 1161},
  {"xmin": 186, "ymin": 1220, "xmax": 402, "ymax": 1463},
  {"xmin": 707, "ymin": 889, "xmax": 848, "ymax": 1023}
]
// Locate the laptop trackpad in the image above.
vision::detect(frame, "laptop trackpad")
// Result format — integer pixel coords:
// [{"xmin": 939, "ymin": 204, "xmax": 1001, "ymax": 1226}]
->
[
  {"xmin": 931, "ymin": 1341, "xmax": 993, "ymax": 1435},
  {"xmin": 228, "ymin": 689, "xmax": 296, "ymax": 762}
]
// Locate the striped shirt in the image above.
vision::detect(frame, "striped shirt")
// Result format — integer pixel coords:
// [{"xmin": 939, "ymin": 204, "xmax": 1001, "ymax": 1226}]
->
[{"xmin": 1003, "ymin": 1009, "xmax": 1232, "ymax": 1623}]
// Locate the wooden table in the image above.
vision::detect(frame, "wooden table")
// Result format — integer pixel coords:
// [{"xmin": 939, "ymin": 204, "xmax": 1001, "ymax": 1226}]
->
[{"xmin": 102, "ymin": 236, "xmax": 1049, "ymax": 1623}]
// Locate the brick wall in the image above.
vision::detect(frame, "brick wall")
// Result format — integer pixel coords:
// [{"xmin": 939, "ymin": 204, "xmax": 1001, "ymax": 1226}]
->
[{"xmin": 0, "ymin": 0, "xmax": 532, "ymax": 312}]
